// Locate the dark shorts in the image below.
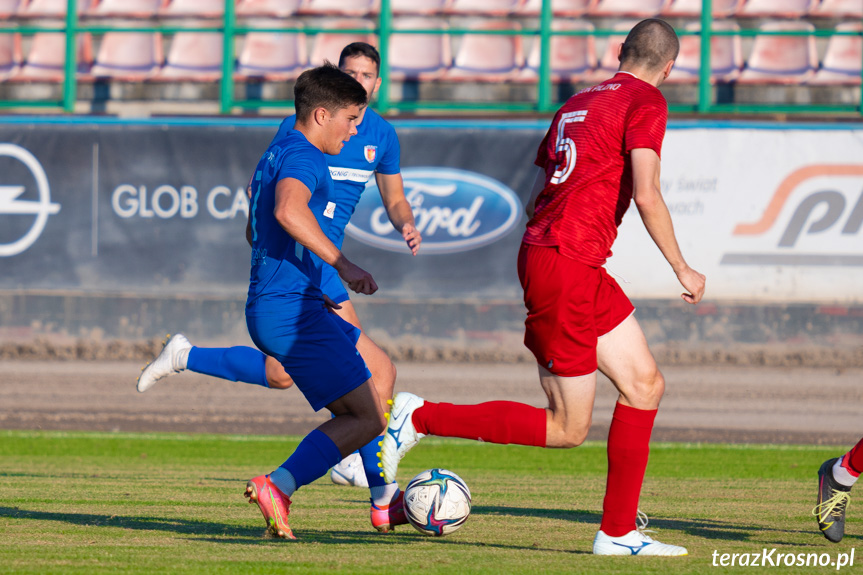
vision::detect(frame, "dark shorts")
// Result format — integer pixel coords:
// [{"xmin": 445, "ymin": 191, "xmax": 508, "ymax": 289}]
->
[
  {"xmin": 517, "ymin": 242, "xmax": 635, "ymax": 377},
  {"xmin": 247, "ymin": 302, "xmax": 370, "ymax": 411}
]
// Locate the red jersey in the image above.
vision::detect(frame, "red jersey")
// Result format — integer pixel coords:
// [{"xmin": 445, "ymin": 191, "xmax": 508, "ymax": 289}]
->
[{"xmin": 524, "ymin": 72, "xmax": 668, "ymax": 267}]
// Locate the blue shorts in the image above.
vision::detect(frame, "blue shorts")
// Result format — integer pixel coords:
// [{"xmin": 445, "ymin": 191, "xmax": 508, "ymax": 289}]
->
[
  {"xmin": 247, "ymin": 301, "xmax": 370, "ymax": 412},
  {"xmin": 321, "ymin": 265, "xmax": 349, "ymax": 304}
]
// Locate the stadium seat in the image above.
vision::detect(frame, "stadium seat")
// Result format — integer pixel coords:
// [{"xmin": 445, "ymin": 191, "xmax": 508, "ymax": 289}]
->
[
  {"xmin": 444, "ymin": 20, "xmax": 523, "ymax": 82},
  {"xmin": 85, "ymin": 0, "xmax": 163, "ymax": 18},
  {"xmin": 0, "ymin": 0, "xmax": 22, "ymax": 18},
  {"xmin": 810, "ymin": 22, "xmax": 862, "ymax": 85},
  {"xmin": 589, "ymin": 0, "xmax": 670, "ymax": 17},
  {"xmin": 89, "ymin": 32, "xmax": 162, "ymax": 80},
  {"xmin": 391, "ymin": 0, "xmax": 447, "ymax": 15},
  {"xmin": 518, "ymin": 0, "xmax": 597, "ymax": 17},
  {"xmin": 585, "ymin": 20, "xmax": 634, "ymax": 83},
  {"xmin": 662, "ymin": 0, "xmax": 742, "ymax": 17},
  {"xmin": 159, "ymin": 0, "xmax": 224, "ymax": 18},
  {"xmin": 236, "ymin": 0, "xmax": 302, "ymax": 17},
  {"xmin": 446, "ymin": 0, "xmax": 521, "ymax": 15},
  {"xmin": 520, "ymin": 20, "xmax": 596, "ymax": 83},
  {"xmin": 236, "ymin": 31, "xmax": 307, "ymax": 80},
  {"xmin": 666, "ymin": 21, "xmax": 742, "ymax": 83},
  {"xmin": 17, "ymin": 32, "xmax": 92, "ymax": 81},
  {"xmin": 308, "ymin": 20, "xmax": 375, "ymax": 66},
  {"xmin": 18, "ymin": 0, "xmax": 92, "ymax": 17},
  {"xmin": 0, "ymin": 33, "xmax": 21, "ymax": 82},
  {"xmin": 299, "ymin": 0, "xmax": 378, "ymax": 17},
  {"xmin": 810, "ymin": 0, "xmax": 863, "ymax": 18},
  {"xmin": 738, "ymin": 21, "xmax": 817, "ymax": 84},
  {"xmin": 736, "ymin": 0, "xmax": 817, "ymax": 18},
  {"xmin": 388, "ymin": 18, "xmax": 450, "ymax": 80},
  {"xmin": 154, "ymin": 32, "xmax": 222, "ymax": 81}
]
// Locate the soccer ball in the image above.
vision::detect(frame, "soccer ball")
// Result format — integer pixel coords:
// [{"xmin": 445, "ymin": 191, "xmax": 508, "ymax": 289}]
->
[{"xmin": 403, "ymin": 468, "xmax": 471, "ymax": 536}]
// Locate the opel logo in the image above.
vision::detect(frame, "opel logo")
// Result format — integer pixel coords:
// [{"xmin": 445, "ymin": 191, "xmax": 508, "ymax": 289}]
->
[{"xmin": 0, "ymin": 143, "xmax": 61, "ymax": 257}]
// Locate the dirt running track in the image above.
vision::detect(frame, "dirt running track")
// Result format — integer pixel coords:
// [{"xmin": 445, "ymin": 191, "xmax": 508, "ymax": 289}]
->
[{"xmin": 1, "ymin": 361, "xmax": 862, "ymax": 445}]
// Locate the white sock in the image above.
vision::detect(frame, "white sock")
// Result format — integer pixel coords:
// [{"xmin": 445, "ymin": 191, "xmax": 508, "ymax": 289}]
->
[
  {"xmin": 269, "ymin": 467, "xmax": 298, "ymax": 497},
  {"xmin": 833, "ymin": 456, "xmax": 859, "ymax": 488},
  {"xmin": 176, "ymin": 347, "xmax": 190, "ymax": 371},
  {"xmin": 370, "ymin": 483, "xmax": 399, "ymax": 506}
]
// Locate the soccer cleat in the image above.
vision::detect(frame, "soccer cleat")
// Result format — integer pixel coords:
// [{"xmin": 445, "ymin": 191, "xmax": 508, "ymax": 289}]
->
[
  {"xmin": 813, "ymin": 458, "xmax": 852, "ymax": 543},
  {"xmin": 593, "ymin": 529, "xmax": 688, "ymax": 556},
  {"xmin": 244, "ymin": 474, "xmax": 296, "ymax": 539},
  {"xmin": 136, "ymin": 333, "xmax": 192, "ymax": 393},
  {"xmin": 380, "ymin": 392, "xmax": 426, "ymax": 483},
  {"xmin": 370, "ymin": 490, "xmax": 408, "ymax": 533},
  {"xmin": 330, "ymin": 452, "xmax": 369, "ymax": 488}
]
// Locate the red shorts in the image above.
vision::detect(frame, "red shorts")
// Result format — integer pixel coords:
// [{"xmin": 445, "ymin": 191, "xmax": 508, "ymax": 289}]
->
[{"xmin": 517, "ymin": 242, "xmax": 635, "ymax": 377}]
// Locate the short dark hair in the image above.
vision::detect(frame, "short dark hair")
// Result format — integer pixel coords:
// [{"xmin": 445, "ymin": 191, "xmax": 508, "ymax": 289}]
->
[
  {"xmin": 619, "ymin": 19, "xmax": 679, "ymax": 72},
  {"xmin": 294, "ymin": 63, "xmax": 367, "ymax": 122},
  {"xmin": 338, "ymin": 42, "xmax": 381, "ymax": 75}
]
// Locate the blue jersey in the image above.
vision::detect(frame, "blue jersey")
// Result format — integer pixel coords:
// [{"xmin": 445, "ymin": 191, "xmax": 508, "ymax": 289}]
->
[
  {"xmin": 273, "ymin": 108, "xmax": 400, "ymax": 249},
  {"xmin": 246, "ymin": 129, "xmax": 335, "ymax": 311}
]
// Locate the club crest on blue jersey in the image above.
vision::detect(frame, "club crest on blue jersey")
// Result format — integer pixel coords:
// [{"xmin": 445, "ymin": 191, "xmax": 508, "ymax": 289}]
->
[{"xmin": 363, "ymin": 145, "xmax": 377, "ymax": 163}]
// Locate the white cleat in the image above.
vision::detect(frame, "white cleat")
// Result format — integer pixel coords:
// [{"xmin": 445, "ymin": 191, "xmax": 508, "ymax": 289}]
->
[
  {"xmin": 593, "ymin": 529, "xmax": 688, "ymax": 556},
  {"xmin": 330, "ymin": 452, "xmax": 369, "ymax": 488},
  {"xmin": 137, "ymin": 333, "xmax": 192, "ymax": 393},
  {"xmin": 380, "ymin": 392, "xmax": 426, "ymax": 483}
]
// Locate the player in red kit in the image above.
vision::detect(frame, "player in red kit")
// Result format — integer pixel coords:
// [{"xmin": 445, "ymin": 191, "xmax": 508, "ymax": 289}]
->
[{"xmin": 380, "ymin": 19, "xmax": 705, "ymax": 556}]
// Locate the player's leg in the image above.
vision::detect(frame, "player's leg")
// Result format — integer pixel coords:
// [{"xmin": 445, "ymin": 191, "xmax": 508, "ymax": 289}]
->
[
  {"xmin": 814, "ymin": 437, "xmax": 861, "ymax": 542},
  {"xmin": 592, "ymin": 313, "xmax": 686, "ymax": 556}
]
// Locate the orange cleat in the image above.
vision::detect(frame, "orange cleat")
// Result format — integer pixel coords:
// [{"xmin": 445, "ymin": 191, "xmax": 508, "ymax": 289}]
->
[{"xmin": 244, "ymin": 475, "xmax": 296, "ymax": 539}]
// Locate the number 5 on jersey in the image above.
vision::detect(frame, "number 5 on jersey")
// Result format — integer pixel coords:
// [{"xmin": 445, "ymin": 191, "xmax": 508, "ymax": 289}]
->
[{"xmin": 551, "ymin": 110, "xmax": 587, "ymax": 185}]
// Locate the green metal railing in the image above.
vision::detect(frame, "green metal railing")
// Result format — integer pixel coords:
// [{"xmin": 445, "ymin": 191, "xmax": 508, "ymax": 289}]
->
[{"xmin": 0, "ymin": 0, "xmax": 860, "ymax": 115}]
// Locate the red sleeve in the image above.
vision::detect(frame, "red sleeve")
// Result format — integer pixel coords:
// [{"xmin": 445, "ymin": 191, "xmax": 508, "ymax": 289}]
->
[
  {"xmin": 534, "ymin": 125, "xmax": 553, "ymax": 169},
  {"xmin": 624, "ymin": 88, "xmax": 668, "ymax": 158}
]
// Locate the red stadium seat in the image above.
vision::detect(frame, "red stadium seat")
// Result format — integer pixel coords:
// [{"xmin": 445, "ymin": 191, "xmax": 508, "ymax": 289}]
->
[
  {"xmin": 589, "ymin": 0, "xmax": 670, "ymax": 17},
  {"xmin": 85, "ymin": 0, "xmax": 164, "ymax": 18},
  {"xmin": 154, "ymin": 32, "xmax": 222, "ymax": 81},
  {"xmin": 89, "ymin": 32, "xmax": 162, "ymax": 80},
  {"xmin": 585, "ymin": 20, "xmax": 634, "ymax": 83},
  {"xmin": 388, "ymin": 18, "xmax": 450, "ymax": 81},
  {"xmin": 236, "ymin": 31, "xmax": 307, "ymax": 80},
  {"xmin": 810, "ymin": 23, "xmax": 862, "ymax": 85},
  {"xmin": 520, "ymin": 20, "xmax": 596, "ymax": 83},
  {"xmin": 444, "ymin": 20, "xmax": 523, "ymax": 82},
  {"xmin": 662, "ymin": 0, "xmax": 742, "ymax": 17},
  {"xmin": 391, "ymin": 0, "xmax": 447, "ymax": 15},
  {"xmin": 666, "ymin": 21, "xmax": 742, "ymax": 83},
  {"xmin": 158, "ymin": 0, "xmax": 224, "ymax": 18},
  {"xmin": 17, "ymin": 32, "xmax": 92, "ymax": 81},
  {"xmin": 810, "ymin": 0, "xmax": 863, "ymax": 18},
  {"xmin": 308, "ymin": 20, "xmax": 375, "ymax": 66},
  {"xmin": 0, "ymin": 33, "xmax": 21, "ymax": 82},
  {"xmin": 299, "ymin": 0, "xmax": 378, "ymax": 17},
  {"xmin": 736, "ymin": 0, "xmax": 818, "ymax": 18},
  {"xmin": 738, "ymin": 21, "xmax": 817, "ymax": 84},
  {"xmin": 236, "ymin": 0, "xmax": 302, "ymax": 17},
  {"xmin": 446, "ymin": 0, "xmax": 521, "ymax": 15},
  {"xmin": 0, "ymin": 0, "xmax": 23, "ymax": 18},
  {"xmin": 518, "ymin": 0, "xmax": 597, "ymax": 17},
  {"xmin": 18, "ymin": 0, "xmax": 93, "ymax": 17}
]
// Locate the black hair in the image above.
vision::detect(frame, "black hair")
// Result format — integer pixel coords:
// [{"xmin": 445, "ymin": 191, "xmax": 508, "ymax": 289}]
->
[
  {"xmin": 338, "ymin": 42, "xmax": 381, "ymax": 75},
  {"xmin": 294, "ymin": 62, "xmax": 368, "ymax": 122},
  {"xmin": 619, "ymin": 19, "xmax": 680, "ymax": 71}
]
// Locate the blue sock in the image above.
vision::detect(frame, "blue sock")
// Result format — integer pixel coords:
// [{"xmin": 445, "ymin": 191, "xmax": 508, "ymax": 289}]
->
[
  {"xmin": 281, "ymin": 429, "xmax": 343, "ymax": 489},
  {"xmin": 359, "ymin": 435, "xmax": 388, "ymax": 488},
  {"xmin": 187, "ymin": 346, "xmax": 268, "ymax": 387}
]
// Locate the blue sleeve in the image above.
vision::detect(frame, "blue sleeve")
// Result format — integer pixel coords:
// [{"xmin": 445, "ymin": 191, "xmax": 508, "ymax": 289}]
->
[
  {"xmin": 276, "ymin": 146, "xmax": 324, "ymax": 195},
  {"xmin": 270, "ymin": 115, "xmax": 297, "ymax": 148},
  {"xmin": 376, "ymin": 123, "xmax": 401, "ymax": 175}
]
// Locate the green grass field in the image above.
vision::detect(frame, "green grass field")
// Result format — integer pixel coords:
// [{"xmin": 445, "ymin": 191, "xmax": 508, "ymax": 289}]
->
[{"xmin": 0, "ymin": 429, "xmax": 858, "ymax": 574}]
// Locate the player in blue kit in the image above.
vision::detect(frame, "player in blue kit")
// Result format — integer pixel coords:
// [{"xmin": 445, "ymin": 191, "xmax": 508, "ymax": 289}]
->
[
  {"xmin": 137, "ymin": 45, "xmax": 417, "ymax": 531},
  {"xmin": 239, "ymin": 63, "xmax": 396, "ymax": 540}
]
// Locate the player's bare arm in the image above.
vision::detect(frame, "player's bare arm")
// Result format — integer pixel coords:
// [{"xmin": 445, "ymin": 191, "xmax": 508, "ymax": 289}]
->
[
  {"xmin": 274, "ymin": 177, "xmax": 378, "ymax": 295},
  {"xmin": 631, "ymin": 147, "xmax": 705, "ymax": 304},
  {"xmin": 375, "ymin": 172, "xmax": 422, "ymax": 255},
  {"xmin": 525, "ymin": 166, "xmax": 546, "ymax": 219}
]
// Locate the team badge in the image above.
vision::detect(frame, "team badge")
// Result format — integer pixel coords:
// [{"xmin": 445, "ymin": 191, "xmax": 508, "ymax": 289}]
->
[{"xmin": 363, "ymin": 145, "xmax": 377, "ymax": 163}]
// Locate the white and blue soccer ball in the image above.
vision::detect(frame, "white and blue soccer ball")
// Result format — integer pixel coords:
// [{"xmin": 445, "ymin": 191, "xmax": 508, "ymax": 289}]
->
[{"xmin": 403, "ymin": 468, "xmax": 472, "ymax": 536}]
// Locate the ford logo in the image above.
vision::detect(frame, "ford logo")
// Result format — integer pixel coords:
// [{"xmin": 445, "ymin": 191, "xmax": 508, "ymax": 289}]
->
[{"xmin": 345, "ymin": 167, "xmax": 521, "ymax": 254}]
